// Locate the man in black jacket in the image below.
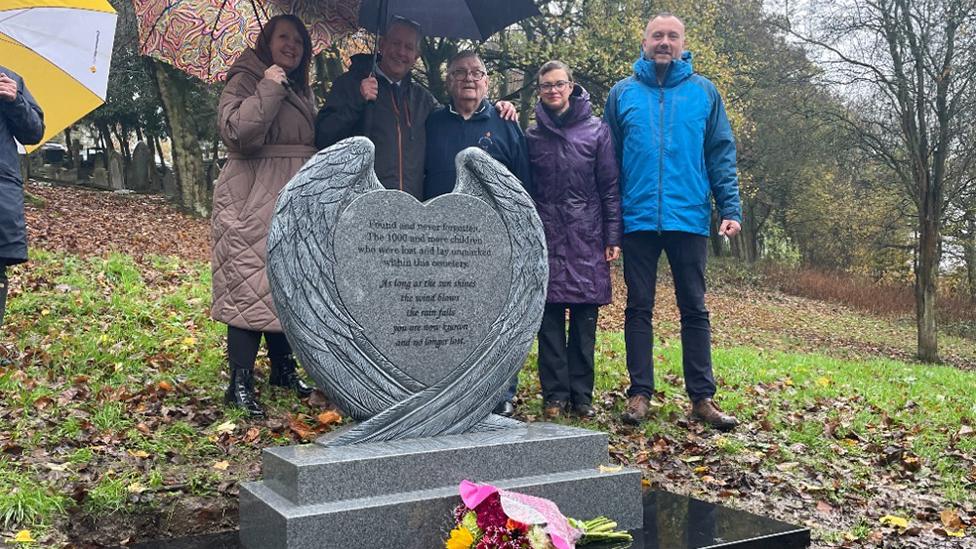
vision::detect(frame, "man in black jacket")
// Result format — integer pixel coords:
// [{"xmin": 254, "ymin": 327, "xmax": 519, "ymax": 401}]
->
[
  {"xmin": 0, "ymin": 67, "xmax": 45, "ymax": 327},
  {"xmin": 315, "ymin": 17, "xmax": 517, "ymax": 200},
  {"xmin": 316, "ymin": 17, "xmax": 436, "ymax": 200}
]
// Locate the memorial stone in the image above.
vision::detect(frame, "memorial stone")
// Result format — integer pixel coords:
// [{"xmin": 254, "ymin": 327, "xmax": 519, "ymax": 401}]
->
[
  {"xmin": 127, "ymin": 142, "xmax": 152, "ymax": 191},
  {"xmin": 161, "ymin": 171, "xmax": 178, "ymax": 200},
  {"xmin": 90, "ymin": 167, "xmax": 109, "ymax": 189},
  {"xmin": 240, "ymin": 137, "xmax": 644, "ymax": 548},
  {"xmin": 107, "ymin": 151, "xmax": 125, "ymax": 190}
]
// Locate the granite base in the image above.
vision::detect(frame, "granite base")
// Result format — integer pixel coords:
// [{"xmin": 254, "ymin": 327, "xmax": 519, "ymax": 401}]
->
[
  {"xmin": 239, "ymin": 423, "xmax": 642, "ymax": 549},
  {"xmin": 128, "ymin": 490, "xmax": 811, "ymax": 549}
]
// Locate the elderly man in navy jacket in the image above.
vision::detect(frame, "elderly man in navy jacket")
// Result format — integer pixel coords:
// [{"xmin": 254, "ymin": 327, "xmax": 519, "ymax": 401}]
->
[
  {"xmin": 424, "ymin": 50, "xmax": 532, "ymax": 417},
  {"xmin": 604, "ymin": 13, "xmax": 741, "ymax": 431},
  {"xmin": 0, "ymin": 67, "xmax": 45, "ymax": 326}
]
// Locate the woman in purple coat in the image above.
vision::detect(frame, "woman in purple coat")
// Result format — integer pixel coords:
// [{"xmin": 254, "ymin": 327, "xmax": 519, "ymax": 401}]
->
[{"xmin": 526, "ymin": 61, "xmax": 622, "ymax": 419}]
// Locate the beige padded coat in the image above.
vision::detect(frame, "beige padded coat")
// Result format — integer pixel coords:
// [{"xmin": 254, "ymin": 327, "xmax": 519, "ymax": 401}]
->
[{"xmin": 210, "ymin": 49, "xmax": 317, "ymax": 332}]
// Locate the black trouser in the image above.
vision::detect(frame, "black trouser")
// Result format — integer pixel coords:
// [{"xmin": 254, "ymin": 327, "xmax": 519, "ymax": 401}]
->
[
  {"xmin": 622, "ymin": 231, "xmax": 716, "ymax": 402},
  {"xmin": 0, "ymin": 265, "xmax": 7, "ymax": 328},
  {"xmin": 537, "ymin": 303, "xmax": 599, "ymax": 406},
  {"xmin": 227, "ymin": 325, "xmax": 293, "ymax": 371}
]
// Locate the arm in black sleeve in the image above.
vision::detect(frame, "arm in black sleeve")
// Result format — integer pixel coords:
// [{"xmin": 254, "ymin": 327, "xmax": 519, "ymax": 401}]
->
[
  {"xmin": 1, "ymin": 77, "xmax": 44, "ymax": 145},
  {"xmin": 315, "ymin": 73, "xmax": 367, "ymax": 150}
]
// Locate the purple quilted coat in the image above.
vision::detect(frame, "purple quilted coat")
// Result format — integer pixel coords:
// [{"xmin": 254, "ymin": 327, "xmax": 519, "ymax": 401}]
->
[{"xmin": 526, "ymin": 85, "xmax": 622, "ymax": 305}]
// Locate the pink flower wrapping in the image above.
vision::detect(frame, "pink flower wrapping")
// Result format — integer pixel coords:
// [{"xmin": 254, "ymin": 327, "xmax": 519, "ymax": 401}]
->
[{"xmin": 459, "ymin": 480, "xmax": 582, "ymax": 549}]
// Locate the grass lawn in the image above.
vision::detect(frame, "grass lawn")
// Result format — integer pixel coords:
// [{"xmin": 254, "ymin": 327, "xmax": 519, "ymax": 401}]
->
[{"xmin": 1, "ymin": 248, "xmax": 974, "ymax": 548}]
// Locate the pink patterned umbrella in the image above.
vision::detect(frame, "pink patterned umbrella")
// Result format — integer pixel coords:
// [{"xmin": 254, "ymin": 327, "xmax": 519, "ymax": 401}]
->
[{"xmin": 134, "ymin": 0, "xmax": 360, "ymax": 83}]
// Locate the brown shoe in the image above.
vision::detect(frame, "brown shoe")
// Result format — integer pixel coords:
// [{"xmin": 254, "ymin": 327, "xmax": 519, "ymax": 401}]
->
[
  {"xmin": 691, "ymin": 398, "xmax": 738, "ymax": 431},
  {"xmin": 543, "ymin": 400, "xmax": 567, "ymax": 420},
  {"xmin": 621, "ymin": 395, "xmax": 650, "ymax": 425}
]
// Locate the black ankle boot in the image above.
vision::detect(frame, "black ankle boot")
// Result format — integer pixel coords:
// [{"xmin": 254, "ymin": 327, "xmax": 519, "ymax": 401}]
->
[
  {"xmin": 269, "ymin": 354, "xmax": 314, "ymax": 397},
  {"xmin": 224, "ymin": 367, "xmax": 265, "ymax": 419}
]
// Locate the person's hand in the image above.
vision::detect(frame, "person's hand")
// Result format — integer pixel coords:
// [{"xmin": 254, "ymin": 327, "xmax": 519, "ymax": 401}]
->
[
  {"xmin": 495, "ymin": 100, "xmax": 518, "ymax": 122},
  {"xmin": 264, "ymin": 64, "xmax": 287, "ymax": 85},
  {"xmin": 605, "ymin": 246, "xmax": 621, "ymax": 262},
  {"xmin": 360, "ymin": 76, "xmax": 378, "ymax": 102},
  {"xmin": 0, "ymin": 74, "xmax": 18, "ymax": 102},
  {"xmin": 719, "ymin": 219, "xmax": 741, "ymax": 237}
]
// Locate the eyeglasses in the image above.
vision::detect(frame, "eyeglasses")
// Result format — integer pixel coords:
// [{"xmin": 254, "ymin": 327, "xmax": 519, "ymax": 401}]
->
[
  {"xmin": 449, "ymin": 69, "xmax": 487, "ymax": 81},
  {"xmin": 538, "ymin": 80, "xmax": 571, "ymax": 93}
]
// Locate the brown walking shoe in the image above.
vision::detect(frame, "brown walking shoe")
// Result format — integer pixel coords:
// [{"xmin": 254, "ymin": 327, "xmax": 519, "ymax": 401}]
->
[
  {"xmin": 543, "ymin": 400, "xmax": 567, "ymax": 420},
  {"xmin": 691, "ymin": 398, "xmax": 738, "ymax": 431},
  {"xmin": 621, "ymin": 395, "xmax": 650, "ymax": 425}
]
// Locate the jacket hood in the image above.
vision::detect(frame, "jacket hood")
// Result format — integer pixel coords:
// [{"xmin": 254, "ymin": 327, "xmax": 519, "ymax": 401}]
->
[
  {"xmin": 534, "ymin": 83, "xmax": 593, "ymax": 132},
  {"xmin": 634, "ymin": 50, "xmax": 694, "ymax": 88},
  {"xmin": 226, "ymin": 49, "xmax": 268, "ymax": 81}
]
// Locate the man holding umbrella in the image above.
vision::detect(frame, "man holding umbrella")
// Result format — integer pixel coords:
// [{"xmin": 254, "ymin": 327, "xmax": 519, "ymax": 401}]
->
[
  {"xmin": 315, "ymin": 16, "xmax": 520, "ymax": 200},
  {"xmin": 0, "ymin": 67, "xmax": 44, "ymax": 326},
  {"xmin": 316, "ymin": 17, "xmax": 436, "ymax": 200}
]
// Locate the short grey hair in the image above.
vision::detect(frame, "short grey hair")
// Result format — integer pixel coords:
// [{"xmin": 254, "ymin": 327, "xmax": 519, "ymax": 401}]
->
[{"xmin": 447, "ymin": 50, "xmax": 485, "ymax": 72}]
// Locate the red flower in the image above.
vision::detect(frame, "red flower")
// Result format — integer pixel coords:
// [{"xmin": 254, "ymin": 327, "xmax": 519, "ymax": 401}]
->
[{"xmin": 474, "ymin": 492, "xmax": 508, "ymax": 530}]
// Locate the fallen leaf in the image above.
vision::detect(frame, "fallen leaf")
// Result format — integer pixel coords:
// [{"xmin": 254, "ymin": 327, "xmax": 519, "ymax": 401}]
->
[
  {"xmin": 13, "ymin": 530, "xmax": 34, "ymax": 543},
  {"xmin": 816, "ymin": 501, "xmax": 833, "ymax": 514},
  {"xmin": 880, "ymin": 515, "xmax": 909, "ymax": 529},
  {"xmin": 243, "ymin": 427, "xmax": 260, "ymax": 443},
  {"xmin": 181, "ymin": 336, "xmax": 196, "ymax": 346},
  {"xmin": 127, "ymin": 482, "xmax": 146, "ymax": 494},
  {"xmin": 215, "ymin": 421, "xmax": 236, "ymax": 434},
  {"xmin": 213, "ymin": 460, "xmax": 230, "ymax": 471},
  {"xmin": 316, "ymin": 410, "xmax": 342, "ymax": 426},
  {"xmin": 157, "ymin": 380, "xmax": 174, "ymax": 392},
  {"xmin": 940, "ymin": 509, "xmax": 965, "ymax": 537},
  {"xmin": 127, "ymin": 449, "xmax": 150, "ymax": 459},
  {"xmin": 598, "ymin": 464, "xmax": 623, "ymax": 473}
]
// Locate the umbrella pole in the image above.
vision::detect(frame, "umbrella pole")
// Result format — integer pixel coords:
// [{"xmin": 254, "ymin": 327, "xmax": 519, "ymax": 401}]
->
[{"xmin": 363, "ymin": 0, "xmax": 388, "ymax": 135}]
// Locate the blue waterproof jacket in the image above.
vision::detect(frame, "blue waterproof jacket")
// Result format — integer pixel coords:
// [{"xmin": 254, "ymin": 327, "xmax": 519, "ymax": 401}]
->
[{"xmin": 604, "ymin": 52, "xmax": 740, "ymax": 236}]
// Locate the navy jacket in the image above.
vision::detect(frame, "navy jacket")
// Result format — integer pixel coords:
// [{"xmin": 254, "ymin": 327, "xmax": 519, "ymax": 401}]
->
[
  {"xmin": 604, "ymin": 52, "xmax": 740, "ymax": 236},
  {"xmin": 424, "ymin": 99, "xmax": 532, "ymax": 200},
  {"xmin": 0, "ymin": 66, "xmax": 45, "ymax": 265},
  {"xmin": 526, "ymin": 85, "xmax": 621, "ymax": 305}
]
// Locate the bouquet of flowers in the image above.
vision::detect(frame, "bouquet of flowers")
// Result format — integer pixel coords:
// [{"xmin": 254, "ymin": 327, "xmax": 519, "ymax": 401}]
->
[{"xmin": 445, "ymin": 480, "xmax": 633, "ymax": 549}]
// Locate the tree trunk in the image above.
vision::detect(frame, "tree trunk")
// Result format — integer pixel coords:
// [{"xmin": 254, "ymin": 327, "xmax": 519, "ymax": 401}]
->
[
  {"xmin": 709, "ymin": 213, "xmax": 724, "ymax": 257},
  {"xmin": 964, "ymin": 209, "xmax": 976, "ymax": 301},
  {"xmin": 63, "ymin": 126, "xmax": 76, "ymax": 169},
  {"xmin": 153, "ymin": 134, "xmax": 168, "ymax": 171},
  {"xmin": 915, "ymin": 209, "xmax": 939, "ymax": 362},
  {"xmin": 151, "ymin": 60, "xmax": 209, "ymax": 216}
]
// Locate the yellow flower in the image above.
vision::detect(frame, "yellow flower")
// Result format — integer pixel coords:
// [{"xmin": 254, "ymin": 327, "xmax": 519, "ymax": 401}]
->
[{"xmin": 445, "ymin": 525, "xmax": 475, "ymax": 549}]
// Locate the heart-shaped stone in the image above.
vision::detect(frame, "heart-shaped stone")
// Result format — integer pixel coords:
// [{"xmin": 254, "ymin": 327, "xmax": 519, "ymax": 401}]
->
[{"xmin": 333, "ymin": 190, "xmax": 512, "ymax": 387}]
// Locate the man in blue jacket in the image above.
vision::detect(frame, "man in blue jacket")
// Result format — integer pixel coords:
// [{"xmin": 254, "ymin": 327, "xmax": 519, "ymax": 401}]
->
[
  {"xmin": 604, "ymin": 13, "xmax": 741, "ymax": 431},
  {"xmin": 425, "ymin": 50, "xmax": 532, "ymax": 417},
  {"xmin": 0, "ymin": 67, "xmax": 45, "ymax": 327}
]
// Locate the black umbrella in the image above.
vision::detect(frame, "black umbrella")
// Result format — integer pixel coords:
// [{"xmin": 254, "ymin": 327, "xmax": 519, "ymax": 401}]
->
[{"xmin": 358, "ymin": 0, "xmax": 540, "ymax": 41}]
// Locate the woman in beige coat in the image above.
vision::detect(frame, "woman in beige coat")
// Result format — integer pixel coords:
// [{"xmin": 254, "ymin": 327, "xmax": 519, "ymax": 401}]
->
[{"xmin": 211, "ymin": 15, "xmax": 316, "ymax": 417}]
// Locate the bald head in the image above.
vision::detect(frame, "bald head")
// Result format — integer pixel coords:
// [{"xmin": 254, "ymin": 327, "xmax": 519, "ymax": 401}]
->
[{"xmin": 642, "ymin": 14, "xmax": 685, "ymax": 67}]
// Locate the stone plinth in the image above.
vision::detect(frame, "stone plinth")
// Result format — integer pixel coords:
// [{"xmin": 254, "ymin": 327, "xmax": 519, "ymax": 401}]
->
[{"xmin": 239, "ymin": 423, "xmax": 642, "ymax": 549}]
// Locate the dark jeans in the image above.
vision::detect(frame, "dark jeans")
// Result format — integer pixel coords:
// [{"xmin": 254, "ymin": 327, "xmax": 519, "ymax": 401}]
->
[
  {"xmin": 537, "ymin": 303, "xmax": 599, "ymax": 406},
  {"xmin": 0, "ymin": 265, "xmax": 7, "ymax": 328},
  {"xmin": 227, "ymin": 325, "xmax": 293, "ymax": 371},
  {"xmin": 622, "ymin": 231, "xmax": 715, "ymax": 402}
]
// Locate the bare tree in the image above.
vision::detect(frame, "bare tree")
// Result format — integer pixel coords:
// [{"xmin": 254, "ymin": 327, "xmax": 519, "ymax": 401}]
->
[{"xmin": 778, "ymin": 0, "xmax": 976, "ymax": 362}]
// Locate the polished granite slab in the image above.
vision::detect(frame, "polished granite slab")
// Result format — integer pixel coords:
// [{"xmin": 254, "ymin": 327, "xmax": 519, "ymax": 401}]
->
[{"xmin": 126, "ymin": 490, "xmax": 809, "ymax": 549}]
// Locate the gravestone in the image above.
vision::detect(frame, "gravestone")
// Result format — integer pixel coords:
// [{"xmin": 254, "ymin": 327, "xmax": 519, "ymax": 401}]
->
[
  {"xmin": 107, "ymin": 151, "xmax": 125, "ymax": 190},
  {"xmin": 161, "ymin": 170, "xmax": 178, "ymax": 201},
  {"xmin": 240, "ymin": 137, "xmax": 644, "ymax": 548},
  {"xmin": 19, "ymin": 154, "xmax": 28, "ymax": 184},
  {"xmin": 126, "ymin": 142, "xmax": 152, "ymax": 192},
  {"xmin": 90, "ymin": 167, "xmax": 109, "ymax": 189}
]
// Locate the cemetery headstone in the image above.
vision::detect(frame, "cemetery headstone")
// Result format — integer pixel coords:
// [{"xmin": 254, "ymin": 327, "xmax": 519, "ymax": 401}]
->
[
  {"xmin": 107, "ymin": 151, "xmax": 125, "ymax": 190},
  {"xmin": 127, "ymin": 142, "xmax": 152, "ymax": 192},
  {"xmin": 240, "ymin": 138, "xmax": 644, "ymax": 549}
]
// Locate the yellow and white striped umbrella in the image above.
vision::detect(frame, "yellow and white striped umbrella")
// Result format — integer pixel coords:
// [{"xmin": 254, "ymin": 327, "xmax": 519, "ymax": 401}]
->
[{"xmin": 0, "ymin": 0, "xmax": 117, "ymax": 151}]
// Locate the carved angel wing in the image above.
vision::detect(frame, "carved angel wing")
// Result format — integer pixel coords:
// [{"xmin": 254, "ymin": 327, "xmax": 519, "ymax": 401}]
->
[
  {"xmin": 323, "ymin": 146, "xmax": 548, "ymax": 446},
  {"xmin": 267, "ymin": 138, "xmax": 426, "ymax": 421}
]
